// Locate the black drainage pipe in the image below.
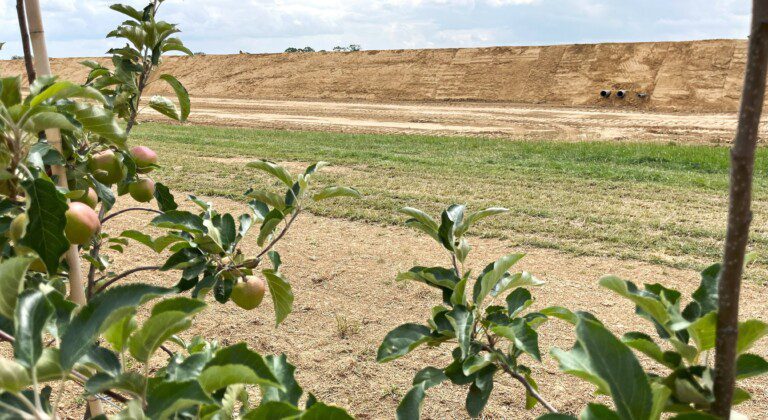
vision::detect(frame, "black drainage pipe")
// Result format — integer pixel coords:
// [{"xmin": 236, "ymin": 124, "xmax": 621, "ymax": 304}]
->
[
  {"xmin": 600, "ymin": 90, "xmax": 611, "ymax": 98},
  {"xmin": 616, "ymin": 90, "xmax": 628, "ymax": 98}
]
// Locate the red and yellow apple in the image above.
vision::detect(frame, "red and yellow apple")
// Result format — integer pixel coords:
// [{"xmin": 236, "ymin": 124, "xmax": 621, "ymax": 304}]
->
[
  {"xmin": 73, "ymin": 188, "xmax": 99, "ymax": 209},
  {"xmin": 131, "ymin": 146, "xmax": 158, "ymax": 174},
  {"xmin": 230, "ymin": 276, "xmax": 266, "ymax": 310},
  {"xmin": 65, "ymin": 202, "xmax": 101, "ymax": 245},
  {"xmin": 129, "ymin": 178, "xmax": 155, "ymax": 202},
  {"xmin": 88, "ymin": 150, "xmax": 125, "ymax": 185}
]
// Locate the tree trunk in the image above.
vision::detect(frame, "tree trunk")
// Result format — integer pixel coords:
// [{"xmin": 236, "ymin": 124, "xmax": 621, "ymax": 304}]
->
[
  {"xmin": 22, "ymin": 0, "xmax": 104, "ymax": 416},
  {"xmin": 15, "ymin": 0, "xmax": 36, "ymax": 83},
  {"xmin": 712, "ymin": 1, "xmax": 768, "ymax": 417}
]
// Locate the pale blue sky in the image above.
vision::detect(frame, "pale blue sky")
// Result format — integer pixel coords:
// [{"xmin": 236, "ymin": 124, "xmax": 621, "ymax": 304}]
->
[{"xmin": 0, "ymin": 0, "xmax": 751, "ymax": 58}]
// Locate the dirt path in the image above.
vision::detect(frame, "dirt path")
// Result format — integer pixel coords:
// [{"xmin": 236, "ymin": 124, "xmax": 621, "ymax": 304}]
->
[
  {"xmin": 144, "ymin": 97, "xmax": 752, "ymax": 143},
  {"xmin": 94, "ymin": 194, "xmax": 766, "ymax": 419}
]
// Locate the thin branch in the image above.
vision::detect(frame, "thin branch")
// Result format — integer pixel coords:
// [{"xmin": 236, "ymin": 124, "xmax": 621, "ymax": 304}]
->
[
  {"xmin": 94, "ymin": 266, "xmax": 161, "ymax": 294},
  {"xmin": 481, "ymin": 343, "xmax": 557, "ymax": 414},
  {"xmin": 451, "ymin": 254, "xmax": 460, "ymax": 277},
  {"xmin": 713, "ymin": 1, "xmax": 768, "ymax": 416},
  {"xmin": 255, "ymin": 210, "xmax": 300, "ymax": 260},
  {"xmin": 100, "ymin": 207, "xmax": 164, "ymax": 224}
]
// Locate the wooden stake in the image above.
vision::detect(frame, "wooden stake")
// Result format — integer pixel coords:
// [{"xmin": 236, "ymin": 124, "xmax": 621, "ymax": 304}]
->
[
  {"xmin": 22, "ymin": 0, "xmax": 103, "ymax": 416},
  {"xmin": 712, "ymin": 1, "xmax": 768, "ymax": 417}
]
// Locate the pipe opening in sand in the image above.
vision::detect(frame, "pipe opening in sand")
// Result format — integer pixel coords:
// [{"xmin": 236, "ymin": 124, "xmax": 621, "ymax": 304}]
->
[
  {"xmin": 616, "ymin": 90, "xmax": 628, "ymax": 98},
  {"xmin": 600, "ymin": 90, "xmax": 612, "ymax": 98}
]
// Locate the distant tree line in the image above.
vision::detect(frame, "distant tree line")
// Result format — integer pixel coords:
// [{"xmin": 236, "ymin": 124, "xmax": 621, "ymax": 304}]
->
[{"xmin": 283, "ymin": 44, "xmax": 361, "ymax": 54}]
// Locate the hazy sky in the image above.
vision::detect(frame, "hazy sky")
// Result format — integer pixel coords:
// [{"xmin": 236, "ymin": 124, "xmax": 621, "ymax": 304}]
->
[{"xmin": 0, "ymin": 0, "xmax": 751, "ymax": 58}]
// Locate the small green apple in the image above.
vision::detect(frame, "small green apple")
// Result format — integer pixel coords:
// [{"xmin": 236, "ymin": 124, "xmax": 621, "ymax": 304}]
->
[{"xmin": 230, "ymin": 276, "xmax": 266, "ymax": 310}]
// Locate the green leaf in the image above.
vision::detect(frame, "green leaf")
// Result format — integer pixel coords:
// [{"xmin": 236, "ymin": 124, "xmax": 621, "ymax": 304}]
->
[
  {"xmin": 0, "ymin": 257, "xmax": 33, "ymax": 319},
  {"xmin": 446, "ymin": 305, "xmax": 473, "ymax": 359},
  {"xmin": 466, "ymin": 366, "xmax": 495, "ymax": 417},
  {"xmin": 506, "ymin": 288, "xmax": 533, "ymax": 317},
  {"xmin": 437, "ymin": 204, "xmax": 464, "ymax": 252},
  {"xmin": 492, "ymin": 318, "xmax": 541, "ymax": 361},
  {"xmin": 247, "ymin": 160, "xmax": 293, "ymax": 187},
  {"xmin": 540, "ymin": 306, "xmax": 578, "ymax": 325},
  {"xmin": 0, "ymin": 77, "xmax": 22, "ymax": 107},
  {"xmin": 736, "ymin": 319, "xmax": 768, "ymax": 354},
  {"xmin": 599, "ymin": 276, "xmax": 670, "ymax": 330},
  {"xmin": 60, "ymin": 284, "xmax": 172, "ymax": 369},
  {"xmin": 158, "ymin": 74, "xmax": 190, "ymax": 122},
  {"xmin": 621, "ymin": 332, "xmax": 667, "ymax": 366},
  {"xmin": 551, "ymin": 343, "xmax": 610, "ymax": 395},
  {"xmin": 413, "ymin": 367, "xmax": 447, "ymax": 389},
  {"xmin": 576, "ymin": 317, "xmax": 653, "ymax": 420},
  {"xmin": 397, "ymin": 266, "xmax": 460, "ymax": 290},
  {"xmin": 154, "ymin": 182, "xmax": 178, "ymax": 212},
  {"xmin": 128, "ymin": 297, "xmax": 206, "ymax": 363},
  {"xmin": 687, "ymin": 311, "xmax": 717, "ymax": 352},
  {"xmin": 85, "ymin": 372, "xmax": 145, "ymax": 398},
  {"xmin": 104, "ymin": 315, "xmax": 138, "ymax": 353},
  {"xmin": 145, "ymin": 380, "xmax": 214, "ymax": 419},
  {"xmin": 29, "ymin": 81, "xmax": 106, "ymax": 107},
  {"xmin": 580, "ymin": 403, "xmax": 621, "ymax": 420},
  {"xmin": 736, "ymin": 353, "xmax": 768, "ymax": 379},
  {"xmin": 650, "ymin": 383, "xmax": 672, "ymax": 420},
  {"xmin": 491, "ymin": 270, "xmax": 544, "ymax": 298},
  {"xmin": 246, "ymin": 190, "xmax": 285, "ymax": 210},
  {"xmin": 20, "ymin": 178, "xmax": 69, "ymax": 274},
  {"xmin": 121, "ymin": 230, "xmax": 182, "ymax": 253},
  {"xmin": 399, "ymin": 207, "xmax": 438, "ymax": 234},
  {"xmin": 396, "ymin": 383, "xmax": 426, "ymax": 420},
  {"xmin": 13, "ymin": 289, "xmax": 53, "ymax": 369},
  {"xmin": 258, "ymin": 209, "xmax": 284, "ymax": 247},
  {"xmin": 301, "ymin": 402, "xmax": 354, "ymax": 419},
  {"xmin": 149, "ymin": 95, "xmax": 181, "ymax": 121},
  {"xmin": 450, "ymin": 274, "xmax": 469, "ymax": 307},
  {"xmin": 243, "ymin": 401, "xmax": 301, "ymax": 420},
  {"xmin": 151, "ymin": 210, "xmax": 205, "ymax": 235},
  {"xmin": 454, "ymin": 207, "xmax": 508, "ymax": 238},
  {"xmin": 0, "ymin": 357, "xmax": 30, "ymax": 393},
  {"xmin": 198, "ymin": 343, "xmax": 281, "ymax": 392},
  {"xmin": 72, "ymin": 103, "xmax": 127, "ymax": 146},
  {"xmin": 691, "ymin": 264, "xmax": 719, "ymax": 317},
  {"xmin": 312, "ymin": 186, "xmax": 361, "ymax": 201},
  {"xmin": 109, "ymin": 4, "xmax": 145, "ymax": 20},
  {"xmin": 261, "ymin": 354, "xmax": 302, "ymax": 406},
  {"xmin": 377, "ymin": 324, "xmax": 433, "ymax": 363},
  {"xmin": 263, "ymin": 269, "xmax": 293, "ymax": 326},
  {"xmin": 462, "ymin": 353, "xmax": 495, "ymax": 375},
  {"xmin": 22, "ymin": 112, "xmax": 77, "ymax": 133},
  {"xmin": 473, "ymin": 253, "xmax": 525, "ymax": 304}
]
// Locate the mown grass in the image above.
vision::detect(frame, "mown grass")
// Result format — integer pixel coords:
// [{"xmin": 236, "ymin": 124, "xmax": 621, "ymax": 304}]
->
[{"xmin": 133, "ymin": 123, "xmax": 768, "ymax": 277}]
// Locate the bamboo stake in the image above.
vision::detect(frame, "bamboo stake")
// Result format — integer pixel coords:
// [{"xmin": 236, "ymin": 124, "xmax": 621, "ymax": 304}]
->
[
  {"xmin": 712, "ymin": 1, "xmax": 768, "ymax": 417},
  {"xmin": 22, "ymin": 0, "xmax": 103, "ymax": 416}
]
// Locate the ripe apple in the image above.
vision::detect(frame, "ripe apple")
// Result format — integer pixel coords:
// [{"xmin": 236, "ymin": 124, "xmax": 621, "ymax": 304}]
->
[
  {"xmin": 230, "ymin": 276, "xmax": 266, "ymax": 310},
  {"xmin": 73, "ymin": 188, "xmax": 99, "ymax": 209},
  {"xmin": 65, "ymin": 202, "xmax": 101, "ymax": 245},
  {"xmin": 131, "ymin": 146, "xmax": 158, "ymax": 174},
  {"xmin": 129, "ymin": 178, "xmax": 155, "ymax": 202},
  {"xmin": 88, "ymin": 150, "xmax": 125, "ymax": 185}
]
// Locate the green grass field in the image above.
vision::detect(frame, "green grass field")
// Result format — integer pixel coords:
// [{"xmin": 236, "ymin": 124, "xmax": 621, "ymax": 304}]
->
[{"xmin": 134, "ymin": 123, "xmax": 768, "ymax": 277}]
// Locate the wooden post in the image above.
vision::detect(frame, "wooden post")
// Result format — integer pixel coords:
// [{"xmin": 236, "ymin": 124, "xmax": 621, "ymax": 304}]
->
[
  {"xmin": 712, "ymin": 1, "xmax": 768, "ymax": 417},
  {"xmin": 22, "ymin": 0, "xmax": 103, "ymax": 416}
]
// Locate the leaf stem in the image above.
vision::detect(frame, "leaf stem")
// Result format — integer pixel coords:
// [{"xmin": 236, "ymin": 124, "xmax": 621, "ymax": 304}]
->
[{"xmin": 481, "ymin": 343, "xmax": 558, "ymax": 413}]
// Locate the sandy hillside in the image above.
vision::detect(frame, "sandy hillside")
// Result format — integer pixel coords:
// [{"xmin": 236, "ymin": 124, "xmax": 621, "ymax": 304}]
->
[{"xmin": 0, "ymin": 39, "xmax": 753, "ymax": 112}]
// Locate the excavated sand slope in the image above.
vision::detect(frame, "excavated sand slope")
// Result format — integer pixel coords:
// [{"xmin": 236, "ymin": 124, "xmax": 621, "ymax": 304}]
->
[{"xmin": 0, "ymin": 39, "xmax": 750, "ymax": 112}]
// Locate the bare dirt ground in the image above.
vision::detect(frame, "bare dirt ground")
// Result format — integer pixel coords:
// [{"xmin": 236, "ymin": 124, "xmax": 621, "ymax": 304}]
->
[
  {"xmin": 55, "ymin": 194, "xmax": 765, "ymax": 419},
  {"xmin": 146, "ymin": 97, "xmax": 750, "ymax": 143}
]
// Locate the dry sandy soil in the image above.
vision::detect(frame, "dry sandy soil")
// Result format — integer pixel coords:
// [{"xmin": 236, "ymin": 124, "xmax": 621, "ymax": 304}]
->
[
  {"xmin": 45, "ymin": 194, "xmax": 765, "ymax": 419},
  {"xmin": 144, "ymin": 96, "xmax": 749, "ymax": 143}
]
